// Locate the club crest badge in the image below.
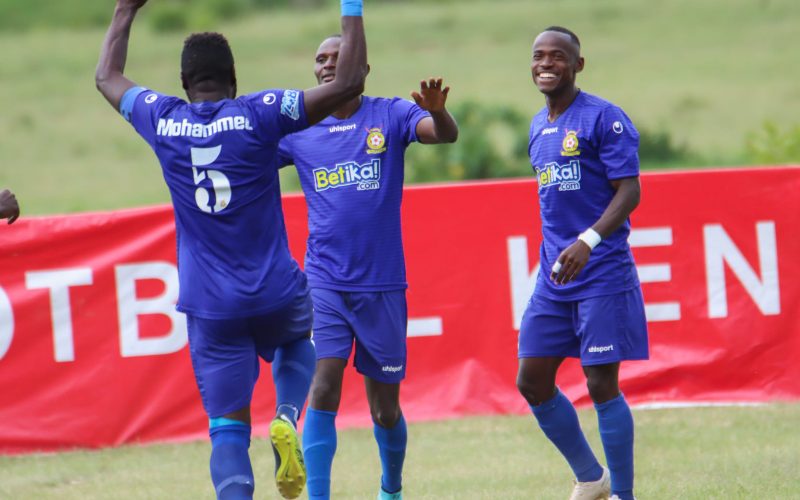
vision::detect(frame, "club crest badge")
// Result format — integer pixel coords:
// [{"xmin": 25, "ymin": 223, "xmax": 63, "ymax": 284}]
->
[
  {"xmin": 561, "ymin": 130, "xmax": 581, "ymax": 157},
  {"xmin": 366, "ymin": 128, "xmax": 387, "ymax": 154}
]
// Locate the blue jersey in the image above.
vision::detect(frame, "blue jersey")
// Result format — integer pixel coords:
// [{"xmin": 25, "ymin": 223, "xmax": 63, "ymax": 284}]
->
[
  {"xmin": 278, "ymin": 96, "xmax": 429, "ymax": 291},
  {"xmin": 122, "ymin": 86, "xmax": 309, "ymax": 318},
  {"xmin": 528, "ymin": 91, "xmax": 640, "ymax": 300}
]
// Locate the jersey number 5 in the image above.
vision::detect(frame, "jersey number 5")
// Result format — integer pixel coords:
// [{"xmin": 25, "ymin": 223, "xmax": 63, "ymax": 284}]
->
[{"xmin": 190, "ymin": 146, "xmax": 232, "ymax": 213}]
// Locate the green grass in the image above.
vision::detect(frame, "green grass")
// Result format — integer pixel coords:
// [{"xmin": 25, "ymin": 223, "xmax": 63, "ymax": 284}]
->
[
  {"xmin": 1, "ymin": 0, "xmax": 799, "ymax": 215},
  {"xmin": 1, "ymin": 405, "xmax": 798, "ymax": 499}
]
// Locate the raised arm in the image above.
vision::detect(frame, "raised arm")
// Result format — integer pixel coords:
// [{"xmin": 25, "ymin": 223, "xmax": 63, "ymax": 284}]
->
[
  {"xmin": 412, "ymin": 78, "xmax": 458, "ymax": 144},
  {"xmin": 0, "ymin": 189, "xmax": 20, "ymax": 224},
  {"xmin": 303, "ymin": 1, "xmax": 368, "ymax": 125},
  {"xmin": 95, "ymin": 0, "xmax": 148, "ymax": 111}
]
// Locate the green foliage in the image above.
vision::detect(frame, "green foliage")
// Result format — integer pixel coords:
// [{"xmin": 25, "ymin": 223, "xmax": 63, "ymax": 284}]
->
[
  {"xmin": 406, "ymin": 101, "xmax": 530, "ymax": 183},
  {"xmin": 637, "ymin": 128, "xmax": 688, "ymax": 164},
  {"xmin": 746, "ymin": 121, "xmax": 800, "ymax": 164},
  {"xmin": 148, "ymin": 3, "xmax": 189, "ymax": 34},
  {"xmin": 147, "ymin": 0, "xmax": 253, "ymax": 33},
  {"xmin": 0, "ymin": 0, "xmax": 414, "ymax": 32}
]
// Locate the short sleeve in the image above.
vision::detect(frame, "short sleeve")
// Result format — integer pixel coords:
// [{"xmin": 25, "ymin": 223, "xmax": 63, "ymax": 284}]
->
[
  {"xmin": 243, "ymin": 89, "xmax": 310, "ymax": 143},
  {"xmin": 277, "ymin": 136, "xmax": 294, "ymax": 169},
  {"xmin": 597, "ymin": 105, "xmax": 640, "ymax": 180},
  {"xmin": 125, "ymin": 89, "xmax": 181, "ymax": 147},
  {"xmin": 389, "ymin": 98, "xmax": 431, "ymax": 146}
]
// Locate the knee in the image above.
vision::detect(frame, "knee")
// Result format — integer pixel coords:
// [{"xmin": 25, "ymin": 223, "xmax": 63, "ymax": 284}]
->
[
  {"xmin": 371, "ymin": 405, "xmax": 401, "ymax": 428},
  {"xmin": 309, "ymin": 376, "xmax": 342, "ymax": 412},
  {"xmin": 585, "ymin": 376, "xmax": 619, "ymax": 404},
  {"xmin": 516, "ymin": 373, "xmax": 553, "ymax": 406}
]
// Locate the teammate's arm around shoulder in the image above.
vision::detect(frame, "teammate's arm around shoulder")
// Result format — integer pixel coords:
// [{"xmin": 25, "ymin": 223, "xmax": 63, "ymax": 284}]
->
[
  {"xmin": 95, "ymin": 0, "xmax": 148, "ymax": 111},
  {"xmin": 303, "ymin": 0, "xmax": 368, "ymax": 125},
  {"xmin": 412, "ymin": 77, "xmax": 459, "ymax": 144}
]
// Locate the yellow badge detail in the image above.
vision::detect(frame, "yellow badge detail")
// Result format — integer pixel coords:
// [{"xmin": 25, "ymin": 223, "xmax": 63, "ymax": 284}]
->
[
  {"xmin": 561, "ymin": 130, "xmax": 581, "ymax": 157},
  {"xmin": 366, "ymin": 128, "xmax": 387, "ymax": 154}
]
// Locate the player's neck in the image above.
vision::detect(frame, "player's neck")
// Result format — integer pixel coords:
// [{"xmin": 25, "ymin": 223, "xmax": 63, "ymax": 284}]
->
[
  {"xmin": 189, "ymin": 91, "xmax": 231, "ymax": 103},
  {"xmin": 545, "ymin": 87, "xmax": 580, "ymax": 122},
  {"xmin": 332, "ymin": 96, "xmax": 363, "ymax": 120}
]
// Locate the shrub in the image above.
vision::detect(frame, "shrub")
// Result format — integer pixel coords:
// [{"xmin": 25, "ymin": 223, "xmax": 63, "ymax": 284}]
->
[{"xmin": 746, "ymin": 121, "xmax": 800, "ymax": 164}]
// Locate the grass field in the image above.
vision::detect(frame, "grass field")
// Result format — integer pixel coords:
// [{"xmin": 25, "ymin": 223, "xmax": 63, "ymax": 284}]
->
[
  {"xmin": 1, "ymin": 404, "xmax": 799, "ymax": 499},
  {"xmin": 0, "ymin": 0, "xmax": 798, "ymax": 215}
]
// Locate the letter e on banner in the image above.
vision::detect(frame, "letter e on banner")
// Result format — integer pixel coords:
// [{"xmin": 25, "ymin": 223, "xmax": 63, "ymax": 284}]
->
[{"xmin": 115, "ymin": 262, "xmax": 187, "ymax": 357}]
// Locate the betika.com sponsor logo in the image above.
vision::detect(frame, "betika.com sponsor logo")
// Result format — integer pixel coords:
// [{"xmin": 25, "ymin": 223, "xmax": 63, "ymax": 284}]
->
[
  {"xmin": 314, "ymin": 159, "xmax": 381, "ymax": 192},
  {"xmin": 535, "ymin": 159, "xmax": 582, "ymax": 192}
]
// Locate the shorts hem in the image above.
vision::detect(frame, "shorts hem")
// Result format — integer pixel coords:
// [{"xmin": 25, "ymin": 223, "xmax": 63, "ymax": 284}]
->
[
  {"xmin": 356, "ymin": 367, "xmax": 405, "ymax": 384},
  {"xmin": 580, "ymin": 354, "xmax": 650, "ymax": 366},
  {"xmin": 518, "ymin": 351, "xmax": 579, "ymax": 360}
]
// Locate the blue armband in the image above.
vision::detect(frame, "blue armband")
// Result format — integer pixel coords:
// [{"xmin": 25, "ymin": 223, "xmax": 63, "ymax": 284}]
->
[
  {"xmin": 341, "ymin": 0, "xmax": 363, "ymax": 16},
  {"xmin": 119, "ymin": 86, "xmax": 147, "ymax": 122}
]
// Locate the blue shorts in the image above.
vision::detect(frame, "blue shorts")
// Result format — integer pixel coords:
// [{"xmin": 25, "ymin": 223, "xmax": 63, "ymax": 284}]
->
[
  {"xmin": 310, "ymin": 288, "xmax": 407, "ymax": 384},
  {"xmin": 187, "ymin": 289, "xmax": 313, "ymax": 418},
  {"xmin": 518, "ymin": 287, "xmax": 649, "ymax": 365}
]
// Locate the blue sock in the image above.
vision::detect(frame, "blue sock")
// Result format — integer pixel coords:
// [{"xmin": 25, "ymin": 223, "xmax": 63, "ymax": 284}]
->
[
  {"xmin": 531, "ymin": 389, "xmax": 603, "ymax": 482},
  {"xmin": 209, "ymin": 423, "xmax": 254, "ymax": 500},
  {"xmin": 272, "ymin": 336, "xmax": 315, "ymax": 427},
  {"xmin": 373, "ymin": 414, "xmax": 407, "ymax": 493},
  {"xmin": 303, "ymin": 408, "xmax": 337, "ymax": 500},
  {"xmin": 595, "ymin": 394, "xmax": 635, "ymax": 500}
]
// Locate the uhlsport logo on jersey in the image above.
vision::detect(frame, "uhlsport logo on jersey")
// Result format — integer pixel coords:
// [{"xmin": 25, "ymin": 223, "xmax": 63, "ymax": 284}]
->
[
  {"xmin": 561, "ymin": 130, "xmax": 581, "ymax": 156},
  {"xmin": 365, "ymin": 127, "xmax": 387, "ymax": 154},
  {"xmin": 314, "ymin": 159, "xmax": 381, "ymax": 192},
  {"xmin": 536, "ymin": 160, "xmax": 582, "ymax": 191},
  {"xmin": 329, "ymin": 123, "xmax": 356, "ymax": 133}
]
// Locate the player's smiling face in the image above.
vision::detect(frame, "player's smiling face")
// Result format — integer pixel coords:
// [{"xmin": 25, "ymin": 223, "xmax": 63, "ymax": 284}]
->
[
  {"xmin": 314, "ymin": 37, "xmax": 341, "ymax": 84},
  {"xmin": 531, "ymin": 31, "xmax": 584, "ymax": 96}
]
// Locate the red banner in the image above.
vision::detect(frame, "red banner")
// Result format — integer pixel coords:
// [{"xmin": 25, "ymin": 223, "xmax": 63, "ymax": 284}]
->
[{"xmin": 1, "ymin": 167, "xmax": 798, "ymax": 453}]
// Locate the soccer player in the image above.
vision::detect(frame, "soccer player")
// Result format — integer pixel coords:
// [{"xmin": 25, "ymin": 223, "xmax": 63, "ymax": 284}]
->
[
  {"xmin": 0, "ymin": 189, "xmax": 20, "ymax": 224},
  {"xmin": 276, "ymin": 36, "xmax": 457, "ymax": 500},
  {"xmin": 95, "ymin": 1, "xmax": 367, "ymax": 499},
  {"xmin": 517, "ymin": 27, "xmax": 648, "ymax": 500}
]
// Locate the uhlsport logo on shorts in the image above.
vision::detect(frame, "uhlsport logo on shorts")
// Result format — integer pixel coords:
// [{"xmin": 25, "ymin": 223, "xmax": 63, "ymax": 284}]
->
[
  {"xmin": 381, "ymin": 364, "xmax": 403, "ymax": 373},
  {"xmin": 561, "ymin": 130, "xmax": 581, "ymax": 156},
  {"xmin": 313, "ymin": 159, "xmax": 381, "ymax": 192},
  {"xmin": 588, "ymin": 344, "xmax": 614, "ymax": 353},
  {"xmin": 535, "ymin": 160, "xmax": 582, "ymax": 192},
  {"xmin": 365, "ymin": 127, "xmax": 387, "ymax": 154}
]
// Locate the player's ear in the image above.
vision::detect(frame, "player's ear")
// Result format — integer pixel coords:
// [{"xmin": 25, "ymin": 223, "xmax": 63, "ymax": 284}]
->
[
  {"xmin": 180, "ymin": 72, "xmax": 189, "ymax": 91},
  {"xmin": 366, "ymin": 63, "xmax": 371, "ymax": 76},
  {"xmin": 575, "ymin": 56, "xmax": 585, "ymax": 73},
  {"xmin": 231, "ymin": 67, "xmax": 238, "ymax": 98}
]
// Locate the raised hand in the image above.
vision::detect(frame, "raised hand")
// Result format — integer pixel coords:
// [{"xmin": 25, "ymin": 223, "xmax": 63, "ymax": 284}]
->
[
  {"xmin": 0, "ymin": 189, "xmax": 20, "ymax": 224},
  {"xmin": 411, "ymin": 78, "xmax": 450, "ymax": 113}
]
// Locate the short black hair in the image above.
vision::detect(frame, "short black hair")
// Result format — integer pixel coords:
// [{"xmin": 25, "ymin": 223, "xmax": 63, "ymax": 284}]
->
[
  {"xmin": 542, "ymin": 26, "xmax": 581, "ymax": 48},
  {"xmin": 181, "ymin": 32, "xmax": 235, "ymax": 87}
]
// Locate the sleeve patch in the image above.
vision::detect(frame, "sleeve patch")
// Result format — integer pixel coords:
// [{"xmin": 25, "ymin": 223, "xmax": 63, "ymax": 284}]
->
[{"xmin": 280, "ymin": 89, "xmax": 301, "ymax": 120}]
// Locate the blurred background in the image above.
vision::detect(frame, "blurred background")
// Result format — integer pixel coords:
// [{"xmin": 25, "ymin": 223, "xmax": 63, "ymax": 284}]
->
[{"xmin": 0, "ymin": 0, "xmax": 798, "ymax": 214}]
